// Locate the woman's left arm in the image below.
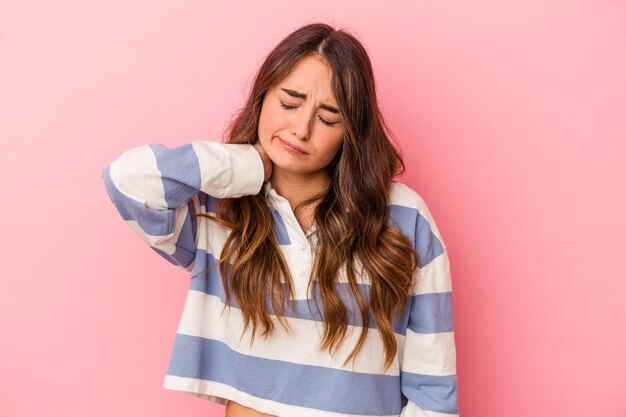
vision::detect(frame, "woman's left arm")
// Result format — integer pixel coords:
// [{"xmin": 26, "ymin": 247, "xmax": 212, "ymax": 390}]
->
[{"xmin": 399, "ymin": 200, "xmax": 460, "ymax": 417}]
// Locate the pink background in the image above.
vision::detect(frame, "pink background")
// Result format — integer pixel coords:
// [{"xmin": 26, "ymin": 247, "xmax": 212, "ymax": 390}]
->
[{"xmin": 1, "ymin": 1, "xmax": 625, "ymax": 416}]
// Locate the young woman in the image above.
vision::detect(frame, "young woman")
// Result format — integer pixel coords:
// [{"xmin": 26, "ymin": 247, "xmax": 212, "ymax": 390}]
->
[{"xmin": 102, "ymin": 22, "xmax": 459, "ymax": 417}]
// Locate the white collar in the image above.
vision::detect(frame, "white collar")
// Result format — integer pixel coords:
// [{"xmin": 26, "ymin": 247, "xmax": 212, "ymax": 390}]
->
[
  {"xmin": 262, "ymin": 180, "xmax": 317, "ymax": 239},
  {"xmin": 262, "ymin": 180, "xmax": 274, "ymax": 198}
]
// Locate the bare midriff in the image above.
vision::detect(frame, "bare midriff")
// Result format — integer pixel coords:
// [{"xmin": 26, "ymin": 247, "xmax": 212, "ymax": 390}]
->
[{"xmin": 225, "ymin": 400, "xmax": 278, "ymax": 417}]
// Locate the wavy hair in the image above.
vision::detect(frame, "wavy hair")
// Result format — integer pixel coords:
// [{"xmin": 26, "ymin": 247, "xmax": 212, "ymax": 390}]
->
[{"xmin": 195, "ymin": 22, "xmax": 419, "ymax": 373}]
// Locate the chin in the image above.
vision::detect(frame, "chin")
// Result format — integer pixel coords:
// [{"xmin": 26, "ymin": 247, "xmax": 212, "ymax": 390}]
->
[{"xmin": 273, "ymin": 160, "xmax": 308, "ymax": 174}]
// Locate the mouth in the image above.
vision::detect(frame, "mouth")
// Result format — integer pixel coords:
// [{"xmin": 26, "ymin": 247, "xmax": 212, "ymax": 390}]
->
[{"xmin": 279, "ymin": 138, "xmax": 308, "ymax": 155}]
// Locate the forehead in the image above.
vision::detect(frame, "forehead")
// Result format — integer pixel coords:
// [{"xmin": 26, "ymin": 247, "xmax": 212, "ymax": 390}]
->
[{"xmin": 276, "ymin": 56, "xmax": 336, "ymax": 104}]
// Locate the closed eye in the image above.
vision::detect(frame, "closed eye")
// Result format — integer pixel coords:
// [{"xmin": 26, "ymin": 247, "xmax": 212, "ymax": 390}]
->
[{"xmin": 279, "ymin": 102, "xmax": 338, "ymax": 127}]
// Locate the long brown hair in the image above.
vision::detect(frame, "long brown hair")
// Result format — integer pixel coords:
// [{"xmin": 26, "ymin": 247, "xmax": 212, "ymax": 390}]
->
[{"xmin": 195, "ymin": 22, "xmax": 419, "ymax": 373}]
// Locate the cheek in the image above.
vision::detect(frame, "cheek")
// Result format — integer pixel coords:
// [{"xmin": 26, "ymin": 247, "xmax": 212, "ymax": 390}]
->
[
  {"xmin": 320, "ymin": 135, "xmax": 344, "ymax": 159},
  {"xmin": 259, "ymin": 106, "xmax": 283, "ymax": 132},
  {"xmin": 258, "ymin": 102, "xmax": 272, "ymax": 138},
  {"xmin": 259, "ymin": 114, "xmax": 284, "ymax": 147}
]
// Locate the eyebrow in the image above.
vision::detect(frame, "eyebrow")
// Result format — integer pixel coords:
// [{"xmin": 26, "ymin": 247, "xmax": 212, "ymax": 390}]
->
[{"xmin": 280, "ymin": 87, "xmax": 340, "ymax": 114}]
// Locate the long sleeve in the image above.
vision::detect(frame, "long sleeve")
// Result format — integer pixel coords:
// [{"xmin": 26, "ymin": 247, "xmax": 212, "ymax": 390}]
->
[
  {"xmin": 101, "ymin": 141, "xmax": 265, "ymax": 274},
  {"xmin": 400, "ymin": 199, "xmax": 459, "ymax": 417}
]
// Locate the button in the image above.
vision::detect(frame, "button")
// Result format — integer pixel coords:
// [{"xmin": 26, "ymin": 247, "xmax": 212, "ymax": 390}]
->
[
  {"xmin": 299, "ymin": 270, "xmax": 306, "ymax": 277},
  {"xmin": 300, "ymin": 243, "xmax": 307, "ymax": 251}
]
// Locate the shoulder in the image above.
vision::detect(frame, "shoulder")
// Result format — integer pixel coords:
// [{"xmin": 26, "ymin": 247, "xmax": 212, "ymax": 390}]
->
[
  {"xmin": 388, "ymin": 181, "xmax": 446, "ymax": 246},
  {"xmin": 390, "ymin": 180, "xmax": 423, "ymax": 204},
  {"xmin": 389, "ymin": 181, "xmax": 430, "ymax": 215}
]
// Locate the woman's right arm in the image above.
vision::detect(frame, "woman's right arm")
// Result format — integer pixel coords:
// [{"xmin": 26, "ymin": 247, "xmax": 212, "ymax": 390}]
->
[{"xmin": 101, "ymin": 141, "xmax": 266, "ymax": 274}]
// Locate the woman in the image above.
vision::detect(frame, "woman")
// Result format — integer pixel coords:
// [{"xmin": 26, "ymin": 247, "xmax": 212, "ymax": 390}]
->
[{"xmin": 102, "ymin": 22, "xmax": 459, "ymax": 417}]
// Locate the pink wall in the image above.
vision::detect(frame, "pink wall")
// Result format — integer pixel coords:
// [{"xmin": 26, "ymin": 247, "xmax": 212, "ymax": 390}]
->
[{"xmin": 1, "ymin": 1, "xmax": 625, "ymax": 416}]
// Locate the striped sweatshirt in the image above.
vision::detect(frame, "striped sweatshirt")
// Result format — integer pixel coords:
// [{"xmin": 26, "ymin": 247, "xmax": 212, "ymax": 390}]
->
[{"xmin": 101, "ymin": 140, "xmax": 459, "ymax": 417}]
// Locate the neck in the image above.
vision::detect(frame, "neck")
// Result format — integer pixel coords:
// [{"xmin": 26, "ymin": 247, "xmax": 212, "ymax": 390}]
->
[{"xmin": 269, "ymin": 166, "xmax": 329, "ymax": 211}]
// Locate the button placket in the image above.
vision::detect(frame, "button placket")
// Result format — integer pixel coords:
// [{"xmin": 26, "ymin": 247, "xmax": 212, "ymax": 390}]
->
[{"xmin": 267, "ymin": 188, "xmax": 316, "ymax": 299}]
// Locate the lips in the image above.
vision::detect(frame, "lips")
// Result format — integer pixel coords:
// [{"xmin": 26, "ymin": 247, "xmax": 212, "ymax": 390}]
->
[{"xmin": 279, "ymin": 138, "xmax": 308, "ymax": 154}]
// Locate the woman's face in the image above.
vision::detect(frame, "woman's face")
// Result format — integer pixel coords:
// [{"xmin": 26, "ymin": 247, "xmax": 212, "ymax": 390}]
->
[{"xmin": 257, "ymin": 55, "xmax": 345, "ymax": 176}]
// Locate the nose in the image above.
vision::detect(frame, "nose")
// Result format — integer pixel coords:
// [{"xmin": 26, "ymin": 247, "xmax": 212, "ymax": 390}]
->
[{"xmin": 291, "ymin": 108, "xmax": 313, "ymax": 140}]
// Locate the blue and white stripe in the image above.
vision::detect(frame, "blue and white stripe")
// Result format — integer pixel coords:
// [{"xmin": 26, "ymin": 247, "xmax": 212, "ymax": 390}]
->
[{"xmin": 102, "ymin": 141, "xmax": 459, "ymax": 416}]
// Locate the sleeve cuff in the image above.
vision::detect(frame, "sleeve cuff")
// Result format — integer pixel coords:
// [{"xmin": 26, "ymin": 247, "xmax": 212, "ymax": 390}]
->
[{"xmin": 224, "ymin": 143, "xmax": 266, "ymax": 197}]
